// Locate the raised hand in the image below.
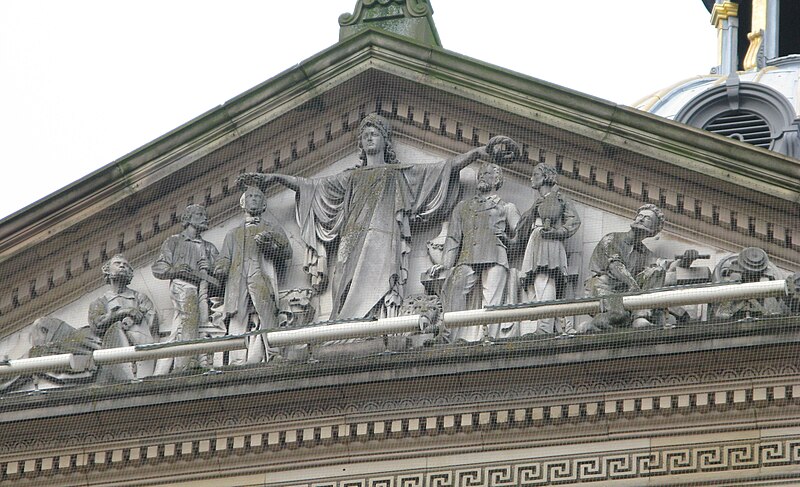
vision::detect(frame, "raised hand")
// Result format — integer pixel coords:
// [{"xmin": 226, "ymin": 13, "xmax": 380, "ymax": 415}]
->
[
  {"xmin": 486, "ymin": 135, "xmax": 521, "ymax": 165},
  {"xmin": 236, "ymin": 172, "xmax": 274, "ymax": 190}
]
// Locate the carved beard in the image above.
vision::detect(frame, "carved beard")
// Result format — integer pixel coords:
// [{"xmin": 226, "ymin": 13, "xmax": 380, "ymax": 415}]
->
[
  {"xmin": 108, "ymin": 268, "xmax": 134, "ymax": 285},
  {"xmin": 477, "ymin": 180, "xmax": 492, "ymax": 193}
]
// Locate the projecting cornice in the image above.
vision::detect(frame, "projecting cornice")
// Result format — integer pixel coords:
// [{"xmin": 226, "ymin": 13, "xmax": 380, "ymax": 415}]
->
[{"xmin": 2, "ymin": 317, "xmax": 800, "ymax": 485}]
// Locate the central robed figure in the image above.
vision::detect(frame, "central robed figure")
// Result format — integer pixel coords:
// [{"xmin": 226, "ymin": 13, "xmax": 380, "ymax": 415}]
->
[{"xmin": 239, "ymin": 113, "xmax": 519, "ymax": 321}]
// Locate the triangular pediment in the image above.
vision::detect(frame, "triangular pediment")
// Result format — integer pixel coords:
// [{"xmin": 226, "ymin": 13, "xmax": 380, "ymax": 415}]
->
[
  {"xmin": 1, "ymin": 22, "xmax": 800, "ymax": 487},
  {"xmin": 0, "ymin": 26, "xmax": 797, "ymax": 353}
]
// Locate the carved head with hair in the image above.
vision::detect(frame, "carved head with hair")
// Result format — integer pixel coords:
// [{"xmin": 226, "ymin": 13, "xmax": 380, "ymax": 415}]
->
[
  {"xmin": 240, "ymin": 186, "xmax": 267, "ymax": 216},
  {"xmin": 181, "ymin": 204, "xmax": 209, "ymax": 231},
  {"xmin": 102, "ymin": 254, "xmax": 134, "ymax": 285},
  {"xmin": 477, "ymin": 162, "xmax": 503, "ymax": 192},
  {"xmin": 631, "ymin": 203, "xmax": 665, "ymax": 237},
  {"xmin": 531, "ymin": 163, "xmax": 558, "ymax": 189},
  {"xmin": 357, "ymin": 113, "xmax": 398, "ymax": 165}
]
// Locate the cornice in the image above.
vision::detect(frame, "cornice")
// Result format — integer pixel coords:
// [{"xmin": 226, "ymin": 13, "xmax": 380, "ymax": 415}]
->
[
  {"xmin": 711, "ymin": 1, "xmax": 739, "ymax": 28},
  {"xmin": 1, "ymin": 316, "xmax": 798, "ymax": 423},
  {"xmin": 1, "ymin": 366, "xmax": 799, "ymax": 485}
]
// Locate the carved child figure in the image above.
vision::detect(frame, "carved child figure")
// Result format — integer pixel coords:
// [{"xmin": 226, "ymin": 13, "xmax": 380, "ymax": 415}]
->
[
  {"xmin": 214, "ymin": 186, "xmax": 292, "ymax": 364},
  {"xmin": 151, "ymin": 204, "xmax": 222, "ymax": 373},
  {"xmin": 88, "ymin": 254, "xmax": 158, "ymax": 381},
  {"xmin": 516, "ymin": 164, "xmax": 580, "ymax": 334}
]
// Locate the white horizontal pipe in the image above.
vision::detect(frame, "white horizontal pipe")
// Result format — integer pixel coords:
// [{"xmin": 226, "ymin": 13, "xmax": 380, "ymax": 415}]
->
[
  {"xmin": 443, "ymin": 301, "xmax": 601, "ymax": 328},
  {"xmin": 93, "ymin": 337, "xmax": 248, "ymax": 365},
  {"xmin": 445, "ymin": 280, "xmax": 789, "ymax": 328},
  {"xmin": 622, "ymin": 280, "xmax": 788, "ymax": 310},
  {"xmin": 265, "ymin": 315, "xmax": 422, "ymax": 347},
  {"xmin": 0, "ymin": 280, "xmax": 792, "ymax": 378},
  {"xmin": 0, "ymin": 353, "xmax": 86, "ymax": 378}
]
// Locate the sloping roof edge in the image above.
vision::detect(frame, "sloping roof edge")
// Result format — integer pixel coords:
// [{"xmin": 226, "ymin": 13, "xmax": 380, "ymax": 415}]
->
[{"xmin": 1, "ymin": 28, "xmax": 797, "ymax": 262}]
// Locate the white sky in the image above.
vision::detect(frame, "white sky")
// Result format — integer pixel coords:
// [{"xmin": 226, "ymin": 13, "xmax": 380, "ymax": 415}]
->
[{"xmin": 0, "ymin": 1, "xmax": 717, "ymax": 220}]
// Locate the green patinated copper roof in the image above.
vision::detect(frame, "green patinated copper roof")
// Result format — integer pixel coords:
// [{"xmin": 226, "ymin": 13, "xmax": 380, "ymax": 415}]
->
[{"xmin": 339, "ymin": 0, "xmax": 441, "ymax": 47}]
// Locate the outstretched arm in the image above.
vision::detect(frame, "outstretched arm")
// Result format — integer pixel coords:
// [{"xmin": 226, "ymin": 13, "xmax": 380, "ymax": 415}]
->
[
  {"xmin": 451, "ymin": 146, "xmax": 490, "ymax": 173},
  {"xmin": 451, "ymin": 135, "xmax": 521, "ymax": 172},
  {"xmin": 236, "ymin": 173, "xmax": 304, "ymax": 193}
]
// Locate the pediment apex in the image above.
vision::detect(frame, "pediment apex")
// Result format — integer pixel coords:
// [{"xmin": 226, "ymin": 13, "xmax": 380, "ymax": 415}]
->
[{"xmin": 338, "ymin": 0, "xmax": 441, "ymax": 47}]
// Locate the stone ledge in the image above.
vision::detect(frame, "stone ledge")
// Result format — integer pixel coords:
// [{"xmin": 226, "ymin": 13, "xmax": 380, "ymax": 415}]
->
[{"xmin": 0, "ymin": 315, "xmax": 798, "ymax": 422}]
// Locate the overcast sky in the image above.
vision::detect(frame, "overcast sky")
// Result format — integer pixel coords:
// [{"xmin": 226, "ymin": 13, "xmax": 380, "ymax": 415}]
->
[{"xmin": 0, "ymin": 1, "xmax": 717, "ymax": 220}]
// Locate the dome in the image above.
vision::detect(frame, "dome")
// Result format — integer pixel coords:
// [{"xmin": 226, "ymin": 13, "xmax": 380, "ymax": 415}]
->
[
  {"xmin": 634, "ymin": 1, "xmax": 800, "ymax": 158},
  {"xmin": 636, "ymin": 55, "xmax": 800, "ymax": 121}
]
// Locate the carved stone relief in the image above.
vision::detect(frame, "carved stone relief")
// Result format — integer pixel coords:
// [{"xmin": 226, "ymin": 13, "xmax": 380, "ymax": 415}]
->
[
  {"xmin": 516, "ymin": 163, "xmax": 581, "ymax": 335},
  {"xmin": 213, "ymin": 185, "xmax": 293, "ymax": 364},
  {"xmin": 431, "ymin": 162, "xmax": 520, "ymax": 342},
  {"xmin": 151, "ymin": 204, "xmax": 222, "ymax": 373},
  {"xmin": 711, "ymin": 246, "xmax": 789, "ymax": 319},
  {"xmin": 0, "ymin": 113, "xmax": 796, "ymax": 388},
  {"xmin": 88, "ymin": 254, "xmax": 158, "ymax": 382}
]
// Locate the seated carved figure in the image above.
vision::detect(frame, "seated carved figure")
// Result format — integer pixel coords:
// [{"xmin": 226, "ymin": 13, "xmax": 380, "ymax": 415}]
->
[
  {"xmin": 516, "ymin": 164, "xmax": 580, "ymax": 335},
  {"xmin": 711, "ymin": 247, "xmax": 787, "ymax": 320},
  {"xmin": 584, "ymin": 204, "xmax": 669, "ymax": 330},
  {"xmin": 88, "ymin": 254, "xmax": 158, "ymax": 381},
  {"xmin": 0, "ymin": 317, "xmax": 100, "ymax": 392}
]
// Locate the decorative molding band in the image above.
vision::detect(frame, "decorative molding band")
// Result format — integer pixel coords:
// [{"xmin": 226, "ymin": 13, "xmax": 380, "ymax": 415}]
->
[
  {"xmin": 279, "ymin": 439, "xmax": 800, "ymax": 486},
  {"xmin": 1, "ymin": 378, "xmax": 799, "ymax": 482},
  {"xmin": 3, "ymin": 356, "xmax": 799, "ymax": 449}
]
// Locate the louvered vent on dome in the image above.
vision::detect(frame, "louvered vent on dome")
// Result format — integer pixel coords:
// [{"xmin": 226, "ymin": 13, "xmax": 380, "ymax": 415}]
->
[{"xmin": 703, "ymin": 110, "xmax": 773, "ymax": 148}]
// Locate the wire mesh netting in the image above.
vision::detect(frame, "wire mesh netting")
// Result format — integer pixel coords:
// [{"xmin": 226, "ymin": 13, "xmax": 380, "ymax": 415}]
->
[{"xmin": 0, "ymin": 9, "xmax": 799, "ymax": 487}]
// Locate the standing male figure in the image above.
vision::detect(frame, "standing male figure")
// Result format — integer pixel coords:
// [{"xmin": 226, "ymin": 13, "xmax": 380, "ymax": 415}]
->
[
  {"xmin": 430, "ymin": 162, "xmax": 520, "ymax": 342},
  {"xmin": 151, "ymin": 204, "xmax": 221, "ymax": 374},
  {"xmin": 238, "ymin": 113, "xmax": 519, "ymax": 321},
  {"xmin": 214, "ymin": 186, "xmax": 291, "ymax": 364},
  {"xmin": 88, "ymin": 254, "xmax": 158, "ymax": 381},
  {"xmin": 517, "ymin": 164, "xmax": 580, "ymax": 334},
  {"xmin": 584, "ymin": 203, "xmax": 667, "ymax": 329}
]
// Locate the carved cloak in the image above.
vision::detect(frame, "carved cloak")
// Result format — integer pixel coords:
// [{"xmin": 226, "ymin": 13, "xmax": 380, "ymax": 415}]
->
[{"xmin": 294, "ymin": 161, "xmax": 460, "ymax": 320}]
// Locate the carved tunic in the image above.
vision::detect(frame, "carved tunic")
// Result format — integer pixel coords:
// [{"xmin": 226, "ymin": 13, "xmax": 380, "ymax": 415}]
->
[
  {"xmin": 293, "ymin": 161, "xmax": 460, "ymax": 320},
  {"xmin": 444, "ymin": 194, "xmax": 517, "ymax": 269},
  {"xmin": 439, "ymin": 193, "xmax": 519, "ymax": 341},
  {"xmin": 87, "ymin": 289, "xmax": 157, "ymax": 347},
  {"xmin": 151, "ymin": 231, "xmax": 219, "ymax": 335},
  {"xmin": 589, "ymin": 233, "xmax": 650, "ymax": 277},
  {"xmin": 215, "ymin": 218, "xmax": 290, "ymax": 325},
  {"xmin": 585, "ymin": 232, "xmax": 659, "ymax": 295},
  {"xmin": 152, "ymin": 232, "xmax": 219, "ymax": 283},
  {"xmin": 518, "ymin": 186, "xmax": 580, "ymax": 278}
]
